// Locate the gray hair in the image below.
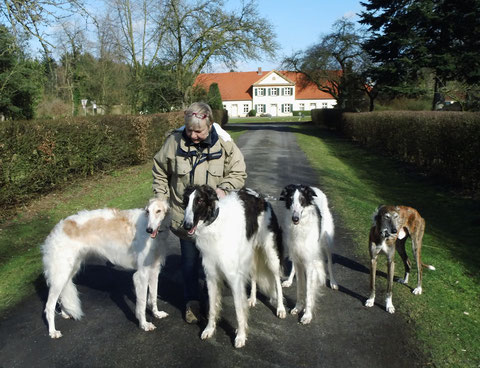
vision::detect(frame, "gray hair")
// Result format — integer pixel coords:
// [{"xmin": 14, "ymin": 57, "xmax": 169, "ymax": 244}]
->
[{"xmin": 184, "ymin": 102, "xmax": 213, "ymax": 128}]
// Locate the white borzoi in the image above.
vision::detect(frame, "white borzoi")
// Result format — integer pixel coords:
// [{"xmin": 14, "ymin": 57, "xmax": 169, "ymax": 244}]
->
[
  {"xmin": 42, "ymin": 198, "xmax": 170, "ymax": 338},
  {"xmin": 182, "ymin": 185, "xmax": 286, "ymax": 348},
  {"xmin": 280, "ymin": 184, "xmax": 338, "ymax": 324}
]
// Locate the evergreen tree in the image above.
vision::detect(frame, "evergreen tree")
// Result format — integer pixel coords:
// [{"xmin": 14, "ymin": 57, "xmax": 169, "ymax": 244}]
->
[
  {"xmin": 0, "ymin": 25, "xmax": 43, "ymax": 119},
  {"xmin": 360, "ymin": 0, "xmax": 480, "ymax": 110},
  {"xmin": 207, "ymin": 83, "xmax": 223, "ymax": 110}
]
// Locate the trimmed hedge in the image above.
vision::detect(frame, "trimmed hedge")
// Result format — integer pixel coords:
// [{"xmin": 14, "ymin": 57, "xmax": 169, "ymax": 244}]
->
[
  {"xmin": 341, "ymin": 111, "xmax": 480, "ymax": 193},
  {"xmin": 0, "ymin": 112, "xmax": 184, "ymax": 208},
  {"xmin": 311, "ymin": 109, "xmax": 343, "ymax": 129}
]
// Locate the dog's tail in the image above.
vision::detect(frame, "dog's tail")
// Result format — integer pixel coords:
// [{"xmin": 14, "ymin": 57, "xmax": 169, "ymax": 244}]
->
[
  {"xmin": 59, "ymin": 279, "xmax": 84, "ymax": 320},
  {"xmin": 311, "ymin": 187, "xmax": 335, "ymax": 250},
  {"xmin": 422, "ymin": 263, "xmax": 436, "ymax": 271}
]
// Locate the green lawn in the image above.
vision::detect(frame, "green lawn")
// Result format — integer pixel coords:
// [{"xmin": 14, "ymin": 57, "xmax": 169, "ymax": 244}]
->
[{"xmin": 293, "ymin": 124, "xmax": 480, "ymax": 367}]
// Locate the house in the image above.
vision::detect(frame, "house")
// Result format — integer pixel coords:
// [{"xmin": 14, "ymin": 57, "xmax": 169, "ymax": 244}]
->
[{"xmin": 194, "ymin": 68, "xmax": 337, "ymax": 117}]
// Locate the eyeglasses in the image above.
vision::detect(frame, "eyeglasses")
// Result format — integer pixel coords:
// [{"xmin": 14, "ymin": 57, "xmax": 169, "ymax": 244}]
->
[{"xmin": 184, "ymin": 111, "xmax": 208, "ymax": 120}]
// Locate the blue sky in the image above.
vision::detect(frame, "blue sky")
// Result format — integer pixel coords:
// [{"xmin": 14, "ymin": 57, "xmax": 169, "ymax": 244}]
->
[{"xmin": 222, "ymin": 0, "xmax": 365, "ymax": 72}]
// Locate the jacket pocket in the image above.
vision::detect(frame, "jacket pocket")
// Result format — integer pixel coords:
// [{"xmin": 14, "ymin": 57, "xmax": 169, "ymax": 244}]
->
[{"xmin": 175, "ymin": 159, "xmax": 191, "ymax": 176}]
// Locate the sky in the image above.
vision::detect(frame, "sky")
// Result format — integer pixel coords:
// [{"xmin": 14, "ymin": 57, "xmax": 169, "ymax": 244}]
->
[{"xmin": 220, "ymin": 0, "xmax": 365, "ymax": 72}]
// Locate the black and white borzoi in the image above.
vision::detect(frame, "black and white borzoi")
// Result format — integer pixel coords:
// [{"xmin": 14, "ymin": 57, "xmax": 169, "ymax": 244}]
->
[
  {"xmin": 182, "ymin": 185, "xmax": 286, "ymax": 348},
  {"xmin": 280, "ymin": 184, "xmax": 338, "ymax": 324},
  {"xmin": 42, "ymin": 198, "xmax": 170, "ymax": 338}
]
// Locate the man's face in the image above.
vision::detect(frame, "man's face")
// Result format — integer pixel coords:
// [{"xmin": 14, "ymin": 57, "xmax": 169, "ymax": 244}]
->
[{"xmin": 185, "ymin": 121, "xmax": 210, "ymax": 144}]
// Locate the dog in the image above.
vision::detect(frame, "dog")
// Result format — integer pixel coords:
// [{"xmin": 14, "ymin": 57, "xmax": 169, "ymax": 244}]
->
[
  {"xmin": 182, "ymin": 185, "xmax": 286, "ymax": 348},
  {"xmin": 42, "ymin": 198, "xmax": 170, "ymax": 338},
  {"xmin": 279, "ymin": 184, "xmax": 338, "ymax": 324},
  {"xmin": 365, "ymin": 205, "xmax": 435, "ymax": 314}
]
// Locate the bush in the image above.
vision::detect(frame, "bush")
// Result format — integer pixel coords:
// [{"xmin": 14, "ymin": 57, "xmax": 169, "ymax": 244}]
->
[
  {"xmin": 212, "ymin": 109, "xmax": 228, "ymax": 127},
  {"xmin": 341, "ymin": 111, "xmax": 480, "ymax": 193},
  {"xmin": 248, "ymin": 109, "xmax": 257, "ymax": 117},
  {"xmin": 311, "ymin": 109, "xmax": 343, "ymax": 130},
  {"xmin": 0, "ymin": 112, "xmax": 184, "ymax": 209}
]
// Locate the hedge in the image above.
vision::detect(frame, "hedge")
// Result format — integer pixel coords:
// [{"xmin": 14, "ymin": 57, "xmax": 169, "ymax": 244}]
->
[
  {"xmin": 0, "ymin": 112, "xmax": 184, "ymax": 209},
  {"xmin": 340, "ymin": 111, "xmax": 480, "ymax": 193}
]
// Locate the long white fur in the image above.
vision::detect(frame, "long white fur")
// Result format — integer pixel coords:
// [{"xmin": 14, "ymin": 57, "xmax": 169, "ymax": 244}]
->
[
  {"xmin": 283, "ymin": 186, "xmax": 338, "ymax": 324},
  {"xmin": 42, "ymin": 198, "xmax": 170, "ymax": 338},
  {"xmin": 184, "ymin": 189, "xmax": 285, "ymax": 348}
]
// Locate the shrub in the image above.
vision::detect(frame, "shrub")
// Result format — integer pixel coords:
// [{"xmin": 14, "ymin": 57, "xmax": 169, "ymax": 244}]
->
[
  {"xmin": 342, "ymin": 111, "xmax": 480, "ymax": 193},
  {"xmin": 311, "ymin": 109, "xmax": 343, "ymax": 130},
  {"xmin": 248, "ymin": 109, "xmax": 257, "ymax": 117},
  {"xmin": 0, "ymin": 112, "xmax": 183, "ymax": 209}
]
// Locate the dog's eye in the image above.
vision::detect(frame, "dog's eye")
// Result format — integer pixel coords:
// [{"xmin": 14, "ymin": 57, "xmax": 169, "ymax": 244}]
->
[
  {"xmin": 145, "ymin": 209, "xmax": 150, "ymax": 214},
  {"xmin": 156, "ymin": 210, "xmax": 162, "ymax": 214}
]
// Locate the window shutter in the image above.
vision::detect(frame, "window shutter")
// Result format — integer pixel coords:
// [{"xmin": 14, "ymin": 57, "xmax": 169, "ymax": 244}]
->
[
  {"xmin": 263, "ymin": 104, "xmax": 266, "ymax": 112},
  {"xmin": 281, "ymin": 104, "xmax": 284, "ymax": 113},
  {"xmin": 255, "ymin": 88, "xmax": 257, "ymax": 96},
  {"xmin": 290, "ymin": 104, "xmax": 293, "ymax": 112},
  {"xmin": 268, "ymin": 88, "xmax": 271, "ymax": 96}
]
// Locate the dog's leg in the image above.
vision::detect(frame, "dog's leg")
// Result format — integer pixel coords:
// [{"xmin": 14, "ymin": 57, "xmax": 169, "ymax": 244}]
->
[
  {"xmin": 411, "ymin": 220, "xmax": 425, "ymax": 295},
  {"xmin": 202, "ymin": 275, "xmax": 221, "ymax": 340},
  {"xmin": 282, "ymin": 263, "xmax": 295, "ymax": 288},
  {"xmin": 45, "ymin": 282, "xmax": 65, "ymax": 338},
  {"xmin": 133, "ymin": 269, "xmax": 156, "ymax": 331},
  {"xmin": 148, "ymin": 265, "xmax": 168, "ymax": 319},
  {"xmin": 365, "ymin": 254, "xmax": 377, "ymax": 308},
  {"xmin": 396, "ymin": 237, "xmax": 411, "ymax": 285},
  {"xmin": 231, "ymin": 277, "xmax": 249, "ymax": 348},
  {"xmin": 248, "ymin": 254, "xmax": 257, "ymax": 307},
  {"xmin": 300, "ymin": 262, "xmax": 317, "ymax": 324},
  {"xmin": 324, "ymin": 245, "xmax": 338, "ymax": 290},
  {"xmin": 291, "ymin": 261, "xmax": 305, "ymax": 316},
  {"xmin": 262, "ymin": 242, "xmax": 287, "ymax": 318},
  {"xmin": 385, "ymin": 253, "xmax": 396, "ymax": 314}
]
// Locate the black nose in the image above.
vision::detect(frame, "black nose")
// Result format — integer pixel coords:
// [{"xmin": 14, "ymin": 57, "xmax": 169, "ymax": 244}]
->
[
  {"xmin": 292, "ymin": 216, "xmax": 299, "ymax": 223},
  {"xmin": 391, "ymin": 228, "xmax": 397, "ymax": 234},
  {"xmin": 183, "ymin": 222, "xmax": 192, "ymax": 231},
  {"xmin": 146, "ymin": 227, "xmax": 153, "ymax": 234}
]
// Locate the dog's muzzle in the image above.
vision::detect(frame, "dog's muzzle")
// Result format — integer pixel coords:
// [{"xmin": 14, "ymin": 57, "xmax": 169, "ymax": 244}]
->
[{"xmin": 292, "ymin": 215, "xmax": 300, "ymax": 225}]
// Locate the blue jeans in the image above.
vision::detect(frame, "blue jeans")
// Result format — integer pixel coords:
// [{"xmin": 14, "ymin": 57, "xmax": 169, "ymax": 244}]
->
[{"xmin": 180, "ymin": 238, "xmax": 201, "ymax": 303}]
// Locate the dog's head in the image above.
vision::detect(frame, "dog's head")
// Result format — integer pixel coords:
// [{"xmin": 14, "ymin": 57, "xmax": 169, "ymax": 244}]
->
[
  {"xmin": 372, "ymin": 205, "xmax": 401, "ymax": 239},
  {"xmin": 182, "ymin": 185, "xmax": 219, "ymax": 235},
  {"xmin": 279, "ymin": 184, "xmax": 317, "ymax": 225},
  {"xmin": 145, "ymin": 198, "xmax": 170, "ymax": 238}
]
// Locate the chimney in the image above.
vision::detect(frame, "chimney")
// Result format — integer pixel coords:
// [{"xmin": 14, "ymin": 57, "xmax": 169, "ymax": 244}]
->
[{"xmin": 257, "ymin": 67, "xmax": 262, "ymax": 75}]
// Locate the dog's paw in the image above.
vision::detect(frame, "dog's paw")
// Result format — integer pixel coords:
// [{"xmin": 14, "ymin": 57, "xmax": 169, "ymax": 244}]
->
[
  {"xmin": 290, "ymin": 307, "xmax": 301, "ymax": 315},
  {"xmin": 365, "ymin": 298, "xmax": 375, "ymax": 307},
  {"xmin": 153, "ymin": 310, "xmax": 169, "ymax": 319},
  {"xmin": 412, "ymin": 286, "xmax": 422, "ymax": 295},
  {"xmin": 300, "ymin": 312, "xmax": 312, "ymax": 325},
  {"xmin": 49, "ymin": 330, "xmax": 63, "ymax": 339},
  {"xmin": 247, "ymin": 297, "xmax": 256, "ymax": 308},
  {"xmin": 386, "ymin": 305, "xmax": 396, "ymax": 314},
  {"xmin": 330, "ymin": 280, "xmax": 339, "ymax": 290},
  {"xmin": 282, "ymin": 280, "xmax": 292, "ymax": 288},
  {"xmin": 234, "ymin": 334, "xmax": 246, "ymax": 348},
  {"xmin": 141, "ymin": 322, "xmax": 156, "ymax": 331},
  {"xmin": 60, "ymin": 310, "xmax": 72, "ymax": 319},
  {"xmin": 201, "ymin": 326, "xmax": 215, "ymax": 340},
  {"xmin": 277, "ymin": 307, "xmax": 287, "ymax": 319}
]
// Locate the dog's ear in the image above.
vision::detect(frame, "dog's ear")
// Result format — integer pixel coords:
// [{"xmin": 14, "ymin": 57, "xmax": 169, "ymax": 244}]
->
[
  {"xmin": 279, "ymin": 184, "xmax": 296, "ymax": 200},
  {"xmin": 279, "ymin": 188, "xmax": 287, "ymax": 201},
  {"xmin": 304, "ymin": 185, "xmax": 317, "ymax": 198},
  {"xmin": 372, "ymin": 205, "xmax": 384, "ymax": 225},
  {"xmin": 204, "ymin": 185, "xmax": 218, "ymax": 201}
]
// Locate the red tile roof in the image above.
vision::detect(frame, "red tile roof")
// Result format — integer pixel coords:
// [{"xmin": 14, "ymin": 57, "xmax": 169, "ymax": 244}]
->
[{"xmin": 194, "ymin": 70, "xmax": 335, "ymax": 101}]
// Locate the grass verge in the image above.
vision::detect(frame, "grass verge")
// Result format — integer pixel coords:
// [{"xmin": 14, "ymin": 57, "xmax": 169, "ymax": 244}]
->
[{"xmin": 294, "ymin": 124, "xmax": 480, "ymax": 367}]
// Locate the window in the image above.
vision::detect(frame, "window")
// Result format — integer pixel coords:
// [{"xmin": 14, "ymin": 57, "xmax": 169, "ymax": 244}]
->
[
  {"xmin": 255, "ymin": 87, "xmax": 266, "ymax": 96},
  {"xmin": 282, "ymin": 104, "xmax": 292, "ymax": 113},
  {"xmin": 243, "ymin": 104, "xmax": 249, "ymax": 113},
  {"xmin": 299, "ymin": 103, "xmax": 305, "ymax": 111},
  {"xmin": 310, "ymin": 103, "xmax": 316, "ymax": 109},
  {"xmin": 269, "ymin": 88, "xmax": 279, "ymax": 96},
  {"xmin": 322, "ymin": 102, "xmax": 328, "ymax": 108},
  {"xmin": 255, "ymin": 104, "xmax": 266, "ymax": 113},
  {"xmin": 282, "ymin": 87, "xmax": 293, "ymax": 96}
]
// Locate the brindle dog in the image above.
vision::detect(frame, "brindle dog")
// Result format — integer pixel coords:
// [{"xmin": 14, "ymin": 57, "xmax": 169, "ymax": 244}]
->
[{"xmin": 365, "ymin": 205, "xmax": 435, "ymax": 314}]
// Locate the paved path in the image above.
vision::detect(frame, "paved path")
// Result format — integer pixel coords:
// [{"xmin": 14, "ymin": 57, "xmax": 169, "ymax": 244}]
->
[{"xmin": 0, "ymin": 122, "xmax": 426, "ymax": 368}]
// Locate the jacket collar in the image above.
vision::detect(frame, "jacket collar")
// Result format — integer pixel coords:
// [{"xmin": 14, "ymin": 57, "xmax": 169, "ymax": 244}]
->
[{"xmin": 182, "ymin": 125, "xmax": 219, "ymax": 149}]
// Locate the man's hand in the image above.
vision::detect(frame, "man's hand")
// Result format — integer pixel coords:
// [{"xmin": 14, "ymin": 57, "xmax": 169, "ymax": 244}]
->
[{"xmin": 215, "ymin": 188, "xmax": 226, "ymax": 198}]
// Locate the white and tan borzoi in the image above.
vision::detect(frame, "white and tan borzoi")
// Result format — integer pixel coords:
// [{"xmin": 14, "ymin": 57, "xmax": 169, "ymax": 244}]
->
[
  {"xmin": 42, "ymin": 198, "xmax": 170, "ymax": 338},
  {"xmin": 182, "ymin": 185, "xmax": 286, "ymax": 348},
  {"xmin": 280, "ymin": 184, "xmax": 338, "ymax": 324}
]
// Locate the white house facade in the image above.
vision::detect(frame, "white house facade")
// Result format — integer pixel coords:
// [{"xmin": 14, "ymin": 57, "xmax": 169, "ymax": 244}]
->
[{"xmin": 195, "ymin": 69, "xmax": 337, "ymax": 117}]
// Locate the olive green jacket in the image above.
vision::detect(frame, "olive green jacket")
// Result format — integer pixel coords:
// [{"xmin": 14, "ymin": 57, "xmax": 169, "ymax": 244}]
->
[{"xmin": 152, "ymin": 125, "xmax": 247, "ymax": 239}]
